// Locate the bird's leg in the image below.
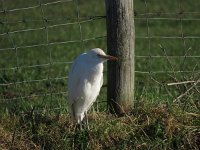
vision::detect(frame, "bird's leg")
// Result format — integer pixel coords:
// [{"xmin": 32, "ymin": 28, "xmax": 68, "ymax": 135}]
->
[
  {"xmin": 79, "ymin": 118, "xmax": 83, "ymax": 131},
  {"xmin": 75, "ymin": 123, "xmax": 81, "ymax": 131},
  {"xmin": 84, "ymin": 111, "xmax": 89, "ymax": 130}
]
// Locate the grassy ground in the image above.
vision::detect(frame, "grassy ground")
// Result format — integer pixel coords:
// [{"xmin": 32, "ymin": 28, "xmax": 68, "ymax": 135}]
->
[
  {"xmin": 0, "ymin": 101, "xmax": 199, "ymax": 149},
  {"xmin": 0, "ymin": 0, "xmax": 200, "ymax": 149}
]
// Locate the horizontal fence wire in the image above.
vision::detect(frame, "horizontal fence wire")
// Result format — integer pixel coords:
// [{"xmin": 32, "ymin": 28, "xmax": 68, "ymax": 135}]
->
[
  {"xmin": 0, "ymin": 0, "xmax": 73, "ymax": 13},
  {"xmin": 0, "ymin": 0, "xmax": 200, "ymax": 109}
]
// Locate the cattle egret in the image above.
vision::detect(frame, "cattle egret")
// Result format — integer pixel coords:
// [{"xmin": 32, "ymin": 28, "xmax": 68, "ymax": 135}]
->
[{"xmin": 68, "ymin": 48, "xmax": 117, "ymax": 128}]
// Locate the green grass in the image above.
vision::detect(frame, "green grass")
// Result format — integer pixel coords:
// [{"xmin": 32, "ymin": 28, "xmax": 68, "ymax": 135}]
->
[{"xmin": 0, "ymin": 0, "xmax": 200, "ymax": 149}]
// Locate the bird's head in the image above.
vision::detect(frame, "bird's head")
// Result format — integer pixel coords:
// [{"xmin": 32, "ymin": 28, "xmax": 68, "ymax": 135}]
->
[{"xmin": 87, "ymin": 48, "xmax": 118, "ymax": 63}]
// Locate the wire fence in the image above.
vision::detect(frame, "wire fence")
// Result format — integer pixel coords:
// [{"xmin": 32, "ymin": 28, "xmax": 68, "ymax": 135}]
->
[{"xmin": 0, "ymin": 0, "xmax": 199, "ymax": 113}]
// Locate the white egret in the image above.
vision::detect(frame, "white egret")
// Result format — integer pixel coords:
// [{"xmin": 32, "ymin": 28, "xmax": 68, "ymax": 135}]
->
[{"xmin": 68, "ymin": 48, "xmax": 117, "ymax": 128}]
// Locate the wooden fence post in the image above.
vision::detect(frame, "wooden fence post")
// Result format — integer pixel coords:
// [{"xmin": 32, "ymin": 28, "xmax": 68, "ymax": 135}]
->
[{"xmin": 105, "ymin": 0, "xmax": 135, "ymax": 115}]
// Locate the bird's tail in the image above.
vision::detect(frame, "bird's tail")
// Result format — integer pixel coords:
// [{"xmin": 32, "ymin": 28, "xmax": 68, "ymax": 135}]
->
[{"xmin": 70, "ymin": 103, "xmax": 85, "ymax": 124}]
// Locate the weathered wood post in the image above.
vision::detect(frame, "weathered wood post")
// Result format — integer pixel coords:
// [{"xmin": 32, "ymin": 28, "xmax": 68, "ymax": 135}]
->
[{"xmin": 105, "ymin": 0, "xmax": 135, "ymax": 115}]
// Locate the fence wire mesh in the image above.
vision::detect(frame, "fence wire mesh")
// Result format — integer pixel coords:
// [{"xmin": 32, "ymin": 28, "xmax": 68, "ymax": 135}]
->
[{"xmin": 0, "ymin": 0, "xmax": 199, "ymax": 114}]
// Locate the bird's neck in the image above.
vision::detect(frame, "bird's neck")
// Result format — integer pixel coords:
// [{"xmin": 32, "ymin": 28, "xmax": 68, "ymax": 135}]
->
[{"xmin": 89, "ymin": 63, "xmax": 103, "ymax": 73}]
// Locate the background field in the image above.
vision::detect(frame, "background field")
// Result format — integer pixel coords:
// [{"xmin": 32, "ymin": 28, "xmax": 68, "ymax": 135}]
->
[{"xmin": 0, "ymin": 0, "xmax": 199, "ymax": 149}]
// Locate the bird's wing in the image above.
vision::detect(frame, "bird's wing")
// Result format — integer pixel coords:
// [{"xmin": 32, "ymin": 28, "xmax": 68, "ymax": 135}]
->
[{"xmin": 68, "ymin": 54, "xmax": 86, "ymax": 105}]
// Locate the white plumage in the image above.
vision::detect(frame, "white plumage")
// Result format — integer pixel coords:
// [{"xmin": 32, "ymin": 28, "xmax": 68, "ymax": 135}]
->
[{"xmin": 68, "ymin": 48, "xmax": 117, "ymax": 124}]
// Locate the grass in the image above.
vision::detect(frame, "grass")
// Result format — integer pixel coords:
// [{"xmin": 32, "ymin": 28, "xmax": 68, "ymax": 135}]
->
[
  {"xmin": 0, "ymin": 0, "xmax": 200, "ymax": 149},
  {"xmin": 0, "ymin": 101, "xmax": 199, "ymax": 149}
]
